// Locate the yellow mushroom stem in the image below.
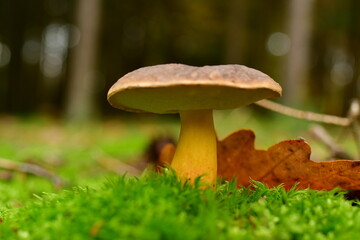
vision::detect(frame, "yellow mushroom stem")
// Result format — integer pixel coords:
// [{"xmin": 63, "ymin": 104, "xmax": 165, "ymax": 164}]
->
[{"xmin": 170, "ymin": 109, "xmax": 217, "ymax": 187}]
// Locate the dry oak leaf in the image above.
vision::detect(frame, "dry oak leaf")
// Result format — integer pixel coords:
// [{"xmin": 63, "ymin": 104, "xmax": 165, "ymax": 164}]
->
[
  {"xmin": 217, "ymin": 129, "xmax": 360, "ymax": 191},
  {"xmin": 158, "ymin": 129, "xmax": 360, "ymax": 191}
]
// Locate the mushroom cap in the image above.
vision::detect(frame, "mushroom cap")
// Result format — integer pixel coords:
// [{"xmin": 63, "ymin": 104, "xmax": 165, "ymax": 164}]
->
[{"xmin": 108, "ymin": 64, "xmax": 282, "ymax": 114}]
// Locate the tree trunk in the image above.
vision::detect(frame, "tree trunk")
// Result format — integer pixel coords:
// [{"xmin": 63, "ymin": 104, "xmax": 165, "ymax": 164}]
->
[
  {"xmin": 223, "ymin": 0, "xmax": 247, "ymax": 64},
  {"xmin": 4, "ymin": 0, "xmax": 26, "ymax": 112},
  {"xmin": 284, "ymin": 0, "xmax": 314, "ymax": 106},
  {"xmin": 65, "ymin": 0, "xmax": 102, "ymax": 122},
  {"xmin": 345, "ymin": 0, "xmax": 360, "ymax": 109}
]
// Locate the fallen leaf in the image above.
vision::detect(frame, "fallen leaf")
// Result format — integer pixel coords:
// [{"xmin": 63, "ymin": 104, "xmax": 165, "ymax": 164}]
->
[
  {"xmin": 158, "ymin": 129, "xmax": 360, "ymax": 190},
  {"xmin": 89, "ymin": 220, "xmax": 104, "ymax": 237},
  {"xmin": 217, "ymin": 129, "xmax": 360, "ymax": 190},
  {"xmin": 157, "ymin": 143, "xmax": 176, "ymax": 171}
]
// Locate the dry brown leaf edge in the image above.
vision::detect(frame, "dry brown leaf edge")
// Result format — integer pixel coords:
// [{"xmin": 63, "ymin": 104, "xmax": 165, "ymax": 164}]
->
[{"xmin": 158, "ymin": 129, "xmax": 360, "ymax": 191}]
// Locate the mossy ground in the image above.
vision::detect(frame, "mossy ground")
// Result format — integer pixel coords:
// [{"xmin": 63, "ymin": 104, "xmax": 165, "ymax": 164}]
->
[
  {"xmin": 0, "ymin": 111, "xmax": 358, "ymax": 239},
  {"xmin": 1, "ymin": 173, "xmax": 360, "ymax": 240}
]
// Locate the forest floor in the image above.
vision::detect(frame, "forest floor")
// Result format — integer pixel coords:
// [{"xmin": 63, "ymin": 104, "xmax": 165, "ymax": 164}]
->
[{"xmin": 0, "ymin": 108, "xmax": 358, "ymax": 239}]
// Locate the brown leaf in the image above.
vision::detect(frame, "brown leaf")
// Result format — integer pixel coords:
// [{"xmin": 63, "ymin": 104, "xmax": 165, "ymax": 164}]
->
[
  {"xmin": 89, "ymin": 220, "xmax": 104, "ymax": 237},
  {"xmin": 157, "ymin": 143, "xmax": 176, "ymax": 170},
  {"xmin": 158, "ymin": 129, "xmax": 360, "ymax": 190},
  {"xmin": 217, "ymin": 129, "xmax": 360, "ymax": 190}
]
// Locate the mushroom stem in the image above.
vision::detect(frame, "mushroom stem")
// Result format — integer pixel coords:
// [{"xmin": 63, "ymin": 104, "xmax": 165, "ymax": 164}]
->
[{"xmin": 171, "ymin": 109, "xmax": 217, "ymax": 187}]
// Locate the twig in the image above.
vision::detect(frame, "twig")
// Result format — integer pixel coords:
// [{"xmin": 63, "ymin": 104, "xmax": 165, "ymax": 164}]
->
[
  {"xmin": 256, "ymin": 98, "xmax": 360, "ymax": 159},
  {"xmin": 310, "ymin": 125, "xmax": 353, "ymax": 160},
  {"xmin": 0, "ymin": 157, "xmax": 67, "ymax": 187},
  {"xmin": 347, "ymin": 99, "xmax": 360, "ymax": 158},
  {"xmin": 97, "ymin": 157, "xmax": 143, "ymax": 176},
  {"xmin": 255, "ymin": 99, "xmax": 350, "ymax": 126}
]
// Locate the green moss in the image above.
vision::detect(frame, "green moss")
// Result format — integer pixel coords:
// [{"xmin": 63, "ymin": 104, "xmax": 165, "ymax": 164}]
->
[
  {"xmin": 0, "ymin": 116, "xmax": 358, "ymax": 239},
  {"xmin": 1, "ymin": 173, "xmax": 360, "ymax": 240}
]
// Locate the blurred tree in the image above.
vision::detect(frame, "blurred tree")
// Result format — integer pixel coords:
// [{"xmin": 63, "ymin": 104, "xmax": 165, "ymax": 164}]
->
[
  {"xmin": 3, "ymin": 0, "xmax": 26, "ymax": 112},
  {"xmin": 345, "ymin": 0, "xmax": 360, "ymax": 109},
  {"xmin": 0, "ymin": 0, "xmax": 358, "ymax": 116},
  {"xmin": 65, "ymin": 0, "xmax": 102, "ymax": 121},
  {"xmin": 311, "ymin": 0, "xmax": 359, "ymax": 114},
  {"xmin": 223, "ymin": 0, "xmax": 247, "ymax": 64},
  {"xmin": 284, "ymin": 0, "xmax": 314, "ymax": 106}
]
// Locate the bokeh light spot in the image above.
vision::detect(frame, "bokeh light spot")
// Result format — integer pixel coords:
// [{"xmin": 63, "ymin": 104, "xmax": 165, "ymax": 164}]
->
[
  {"xmin": 0, "ymin": 42, "xmax": 11, "ymax": 68},
  {"xmin": 267, "ymin": 32, "xmax": 291, "ymax": 56}
]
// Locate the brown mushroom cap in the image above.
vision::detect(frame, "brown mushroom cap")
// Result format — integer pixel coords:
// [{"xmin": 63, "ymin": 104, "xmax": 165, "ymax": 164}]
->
[{"xmin": 107, "ymin": 64, "xmax": 282, "ymax": 114}]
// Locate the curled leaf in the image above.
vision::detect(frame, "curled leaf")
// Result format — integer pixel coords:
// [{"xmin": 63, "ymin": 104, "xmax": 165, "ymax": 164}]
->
[
  {"xmin": 156, "ymin": 143, "xmax": 176, "ymax": 172},
  {"xmin": 217, "ymin": 130, "xmax": 360, "ymax": 190},
  {"xmin": 158, "ymin": 129, "xmax": 360, "ymax": 190}
]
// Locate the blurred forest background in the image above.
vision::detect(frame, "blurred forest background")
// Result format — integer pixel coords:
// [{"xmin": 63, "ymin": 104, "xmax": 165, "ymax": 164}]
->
[{"xmin": 0, "ymin": 0, "xmax": 359, "ymax": 121}]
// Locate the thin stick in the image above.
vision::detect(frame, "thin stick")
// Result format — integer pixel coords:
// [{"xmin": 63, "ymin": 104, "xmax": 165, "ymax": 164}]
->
[
  {"xmin": 0, "ymin": 158, "xmax": 67, "ymax": 187},
  {"xmin": 347, "ymin": 99, "xmax": 360, "ymax": 158},
  {"xmin": 256, "ymin": 99, "xmax": 360, "ymax": 158},
  {"xmin": 97, "ymin": 157, "xmax": 143, "ymax": 176},
  {"xmin": 255, "ymin": 99, "xmax": 351, "ymax": 126},
  {"xmin": 310, "ymin": 125, "xmax": 353, "ymax": 160},
  {"xmin": 352, "ymin": 121, "xmax": 360, "ymax": 158}
]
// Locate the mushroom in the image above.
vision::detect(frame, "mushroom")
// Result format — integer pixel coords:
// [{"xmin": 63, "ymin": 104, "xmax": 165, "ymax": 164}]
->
[{"xmin": 107, "ymin": 64, "xmax": 282, "ymax": 187}]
